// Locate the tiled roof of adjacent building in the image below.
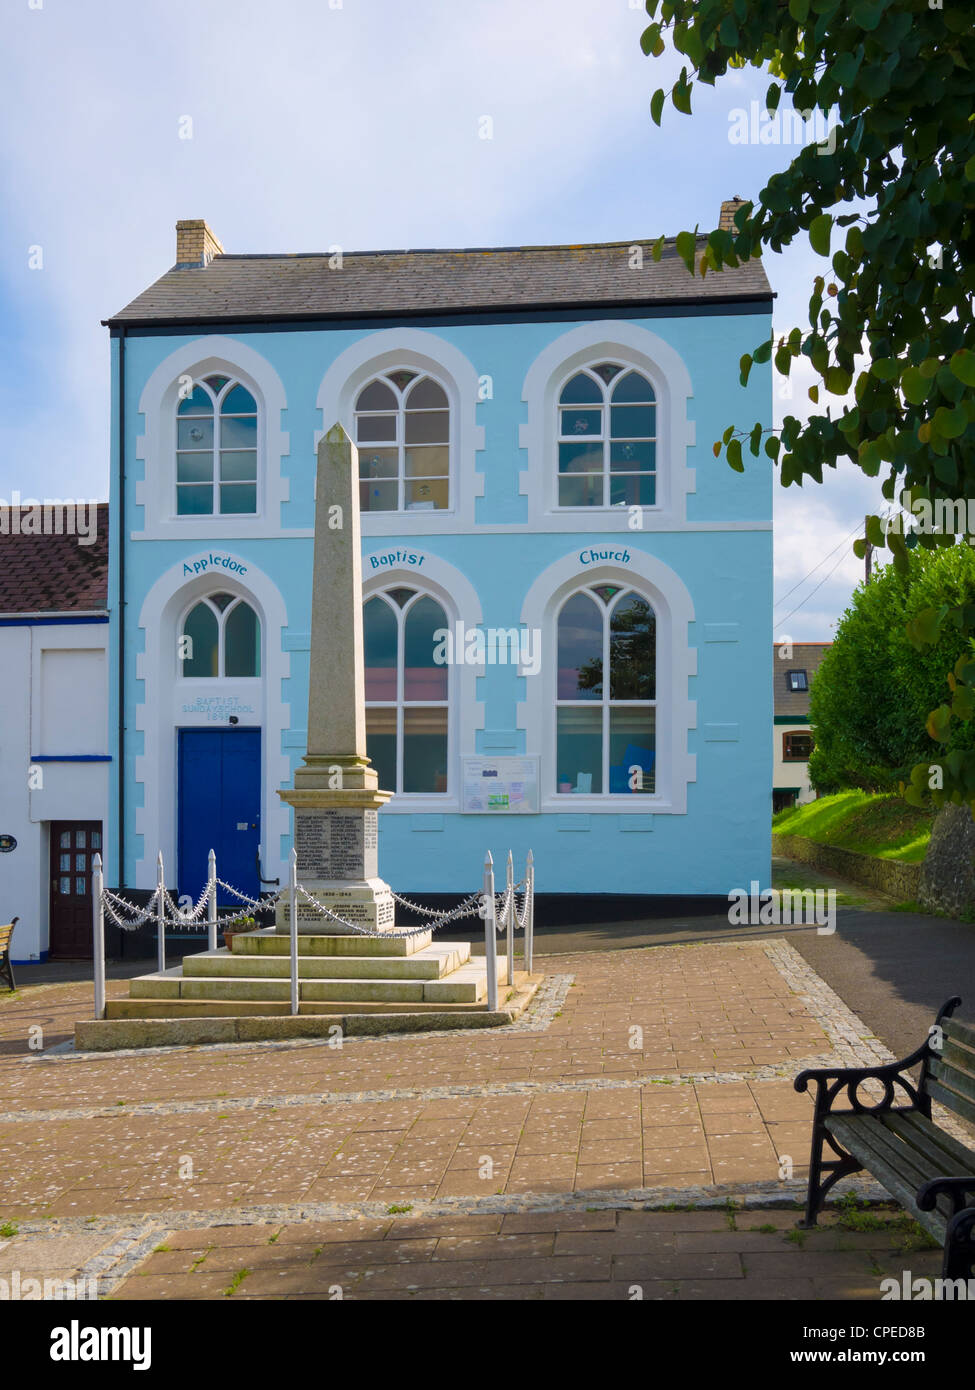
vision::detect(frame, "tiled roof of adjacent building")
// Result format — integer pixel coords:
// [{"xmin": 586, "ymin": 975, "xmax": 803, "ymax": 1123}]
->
[
  {"xmin": 105, "ymin": 237, "xmax": 773, "ymax": 327},
  {"xmin": 0, "ymin": 505, "xmax": 109, "ymax": 614},
  {"xmin": 773, "ymin": 642, "xmax": 831, "ymax": 718}
]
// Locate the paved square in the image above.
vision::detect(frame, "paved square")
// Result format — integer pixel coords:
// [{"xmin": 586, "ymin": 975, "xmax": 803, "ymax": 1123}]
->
[{"xmin": 0, "ymin": 937, "xmax": 942, "ymax": 1299}]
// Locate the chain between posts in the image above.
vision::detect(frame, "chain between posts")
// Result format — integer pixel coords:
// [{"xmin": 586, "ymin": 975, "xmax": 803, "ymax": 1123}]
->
[{"xmin": 92, "ymin": 850, "xmax": 531, "ymax": 950}]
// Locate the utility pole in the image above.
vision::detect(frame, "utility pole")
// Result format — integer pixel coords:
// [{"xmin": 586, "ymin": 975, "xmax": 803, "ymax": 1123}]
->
[{"xmin": 864, "ymin": 514, "xmax": 873, "ymax": 584}]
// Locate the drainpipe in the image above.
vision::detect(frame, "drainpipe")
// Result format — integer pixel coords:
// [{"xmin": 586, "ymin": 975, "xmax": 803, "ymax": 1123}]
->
[{"xmin": 117, "ymin": 327, "xmax": 126, "ymax": 886}]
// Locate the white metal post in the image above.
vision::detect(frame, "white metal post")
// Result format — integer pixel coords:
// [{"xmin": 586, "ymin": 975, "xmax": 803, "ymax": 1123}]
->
[
  {"xmin": 482, "ymin": 851, "xmax": 498, "ymax": 1012},
  {"xmin": 207, "ymin": 848, "xmax": 218, "ymax": 952},
  {"xmin": 92, "ymin": 853, "xmax": 105, "ymax": 1020},
  {"xmin": 156, "ymin": 850, "xmax": 166, "ymax": 975},
  {"xmin": 505, "ymin": 849, "xmax": 514, "ymax": 986},
  {"xmin": 525, "ymin": 848, "xmax": 534, "ymax": 974},
  {"xmin": 289, "ymin": 848, "xmax": 299, "ymax": 1016}
]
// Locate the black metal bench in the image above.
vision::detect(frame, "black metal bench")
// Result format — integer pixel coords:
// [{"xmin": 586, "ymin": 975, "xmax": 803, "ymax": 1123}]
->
[
  {"xmin": 795, "ymin": 996, "xmax": 975, "ymax": 1280},
  {"xmin": 0, "ymin": 918, "xmax": 17, "ymax": 991}
]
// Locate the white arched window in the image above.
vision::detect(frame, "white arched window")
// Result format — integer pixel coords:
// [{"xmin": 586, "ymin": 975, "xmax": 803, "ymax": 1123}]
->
[
  {"xmin": 354, "ymin": 372, "xmax": 450, "ymax": 513},
  {"xmin": 557, "ymin": 364, "xmax": 656, "ymax": 509},
  {"xmin": 179, "ymin": 593, "xmax": 261, "ymax": 677},
  {"xmin": 177, "ymin": 375, "xmax": 258, "ymax": 516},
  {"xmin": 364, "ymin": 586, "xmax": 449, "ymax": 794},
  {"xmin": 555, "ymin": 585, "xmax": 656, "ymax": 796}
]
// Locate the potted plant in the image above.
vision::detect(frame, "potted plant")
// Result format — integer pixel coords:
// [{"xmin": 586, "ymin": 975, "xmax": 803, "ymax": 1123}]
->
[{"xmin": 221, "ymin": 914, "xmax": 256, "ymax": 950}]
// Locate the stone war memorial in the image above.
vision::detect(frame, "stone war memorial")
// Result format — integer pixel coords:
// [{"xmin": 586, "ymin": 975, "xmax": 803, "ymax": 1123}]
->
[{"xmin": 77, "ymin": 426, "xmax": 540, "ymax": 1048}]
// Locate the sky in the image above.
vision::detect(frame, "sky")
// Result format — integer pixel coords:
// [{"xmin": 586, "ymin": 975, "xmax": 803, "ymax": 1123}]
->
[{"xmin": 0, "ymin": 0, "xmax": 888, "ymax": 641}]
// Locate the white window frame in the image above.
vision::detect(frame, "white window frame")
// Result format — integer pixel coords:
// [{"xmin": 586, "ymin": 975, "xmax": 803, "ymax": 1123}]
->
[
  {"xmin": 519, "ymin": 321, "xmax": 696, "ymax": 532},
  {"xmin": 518, "ymin": 549, "xmax": 697, "ymax": 814},
  {"xmin": 316, "ymin": 330, "xmax": 485, "ymax": 536},
  {"xmin": 354, "ymin": 372, "xmax": 451, "ymax": 515},
  {"xmin": 364, "ymin": 586, "xmax": 451, "ymax": 799},
  {"xmin": 554, "ymin": 585, "xmax": 656, "ymax": 798},
  {"xmin": 134, "ymin": 337, "xmax": 290, "ymax": 540},
  {"xmin": 554, "ymin": 364, "xmax": 658, "ymax": 513},
  {"xmin": 177, "ymin": 593, "xmax": 263, "ymax": 679},
  {"xmin": 175, "ymin": 376, "xmax": 259, "ymax": 519}
]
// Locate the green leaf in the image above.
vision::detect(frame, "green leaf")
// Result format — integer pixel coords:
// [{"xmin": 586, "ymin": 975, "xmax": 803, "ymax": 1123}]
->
[
  {"xmin": 865, "ymin": 514, "xmax": 886, "ymax": 548},
  {"xmin": 673, "ymin": 71, "xmax": 692, "ymax": 116},
  {"xmin": 906, "ymin": 606, "xmax": 945, "ymax": 648},
  {"xmin": 926, "ymin": 704, "xmax": 952, "ymax": 744},
  {"xmin": 852, "ymin": 0, "xmax": 885, "ymax": 31},
  {"xmin": 739, "ymin": 354, "xmax": 753, "ymax": 388},
  {"xmin": 640, "ymin": 23, "xmax": 663, "ymax": 56},
  {"xmin": 826, "ymin": 367, "xmax": 852, "ymax": 396},
  {"xmin": 934, "ymin": 405, "xmax": 967, "ymax": 439},
  {"xmin": 749, "ymin": 422, "xmax": 763, "ymax": 456},
  {"xmin": 650, "ymin": 88, "xmax": 665, "ymax": 126},
  {"xmin": 788, "ymin": 0, "xmax": 810, "ymax": 19},
  {"xmin": 902, "ymin": 367, "xmax": 931, "ymax": 405},
  {"xmin": 809, "ymin": 214, "xmax": 833, "ymax": 256},
  {"xmin": 726, "ymin": 438, "xmax": 744, "ymax": 472},
  {"xmin": 950, "ymin": 349, "xmax": 975, "ymax": 386},
  {"xmin": 675, "ymin": 229, "xmax": 697, "ymax": 274},
  {"xmin": 752, "ymin": 338, "xmax": 773, "ymax": 365},
  {"xmin": 965, "ymin": 155, "xmax": 975, "ymax": 182},
  {"xmin": 870, "ymin": 358, "xmax": 899, "ymax": 381}
]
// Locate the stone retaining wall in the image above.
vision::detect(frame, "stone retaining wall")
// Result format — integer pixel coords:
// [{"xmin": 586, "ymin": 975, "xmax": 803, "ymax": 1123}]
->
[{"xmin": 774, "ymin": 834, "xmax": 921, "ymax": 900}]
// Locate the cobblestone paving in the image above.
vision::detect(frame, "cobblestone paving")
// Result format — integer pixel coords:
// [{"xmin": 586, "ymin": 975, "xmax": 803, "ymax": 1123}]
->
[{"xmin": 0, "ymin": 937, "xmax": 953, "ymax": 1300}]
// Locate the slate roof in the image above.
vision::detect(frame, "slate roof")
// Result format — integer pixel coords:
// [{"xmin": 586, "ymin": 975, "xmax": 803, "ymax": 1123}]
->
[
  {"xmin": 106, "ymin": 238, "xmax": 773, "ymax": 326},
  {"xmin": 773, "ymin": 642, "xmax": 831, "ymax": 718},
  {"xmin": 0, "ymin": 505, "xmax": 109, "ymax": 614}
]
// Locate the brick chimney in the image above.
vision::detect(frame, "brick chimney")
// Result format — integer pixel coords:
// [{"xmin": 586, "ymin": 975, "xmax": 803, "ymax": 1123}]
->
[
  {"xmin": 175, "ymin": 219, "xmax": 224, "ymax": 268},
  {"xmin": 719, "ymin": 196, "xmax": 747, "ymax": 233}
]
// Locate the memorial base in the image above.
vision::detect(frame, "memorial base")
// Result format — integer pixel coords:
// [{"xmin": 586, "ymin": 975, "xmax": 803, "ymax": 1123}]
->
[{"xmin": 275, "ymin": 878, "xmax": 396, "ymax": 934}]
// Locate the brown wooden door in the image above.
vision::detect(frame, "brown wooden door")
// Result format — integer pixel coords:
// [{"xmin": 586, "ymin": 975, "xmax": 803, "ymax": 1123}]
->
[{"xmin": 49, "ymin": 822, "xmax": 102, "ymax": 959}]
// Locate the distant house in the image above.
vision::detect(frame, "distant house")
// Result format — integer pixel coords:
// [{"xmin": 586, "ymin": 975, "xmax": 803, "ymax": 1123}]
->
[
  {"xmin": 0, "ymin": 508, "xmax": 109, "ymax": 961},
  {"xmin": 773, "ymin": 642, "xmax": 829, "ymax": 813}
]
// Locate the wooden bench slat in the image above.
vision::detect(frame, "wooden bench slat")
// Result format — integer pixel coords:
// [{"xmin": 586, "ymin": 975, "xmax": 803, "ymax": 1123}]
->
[
  {"xmin": 0, "ymin": 924, "xmax": 14, "ymax": 948},
  {"xmin": 883, "ymin": 1109, "xmax": 975, "ymax": 1176},
  {"xmin": 846, "ymin": 1113, "xmax": 958, "ymax": 1190},
  {"xmin": 826, "ymin": 1115, "xmax": 947, "ymax": 1239},
  {"xmin": 942, "ymin": 1038, "xmax": 975, "ymax": 1082},
  {"xmin": 931, "ymin": 1057, "xmax": 975, "ymax": 1110},
  {"xmin": 926, "ymin": 1076, "xmax": 975, "ymax": 1129},
  {"xmin": 946, "ymin": 1018, "xmax": 975, "ymax": 1055},
  {"xmin": 829, "ymin": 1114, "xmax": 959, "ymax": 1228}
]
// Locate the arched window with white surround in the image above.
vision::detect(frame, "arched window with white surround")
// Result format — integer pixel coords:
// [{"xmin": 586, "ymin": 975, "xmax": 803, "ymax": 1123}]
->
[
  {"xmin": 354, "ymin": 372, "xmax": 450, "ymax": 513},
  {"xmin": 177, "ymin": 375, "xmax": 258, "ymax": 516},
  {"xmin": 363, "ymin": 587, "xmax": 449, "ymax": 794},
  {"xmin": 180, "ymin": 593, "xmax": 261, "ymax": 677},
  {"xmin": 557, "ymin": 364, "xmax": 656, "ymax": 509},
  {"xmin": 555, "ymin": 585, "xmax": 656, "ymax": 795}
]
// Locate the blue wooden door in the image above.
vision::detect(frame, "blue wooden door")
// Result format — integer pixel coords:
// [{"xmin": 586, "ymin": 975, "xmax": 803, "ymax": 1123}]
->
[{"xmin": 177, "ymin": 728, "xmax": 261, "ymax": 903}]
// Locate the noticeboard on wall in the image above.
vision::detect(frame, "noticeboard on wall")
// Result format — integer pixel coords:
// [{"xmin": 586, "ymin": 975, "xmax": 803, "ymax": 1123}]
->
[{"xmin": 461, "ymin": 757, "xmax": 539, "ymax": 814}]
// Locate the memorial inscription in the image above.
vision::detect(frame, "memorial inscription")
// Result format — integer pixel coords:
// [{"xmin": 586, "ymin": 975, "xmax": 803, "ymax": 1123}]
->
[{"xmin": 295, "ymin": 809, "xmax": 365, "ymax": 879}]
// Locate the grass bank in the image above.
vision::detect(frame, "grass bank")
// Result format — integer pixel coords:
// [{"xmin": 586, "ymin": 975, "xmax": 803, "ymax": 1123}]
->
[{"xmin": 772, "ymin": 790, "xmax": 932, "ymax": 864}]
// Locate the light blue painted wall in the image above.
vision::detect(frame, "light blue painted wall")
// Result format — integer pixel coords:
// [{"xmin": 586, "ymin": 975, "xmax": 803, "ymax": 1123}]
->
[{"xmin": 108, "ymin": 306, "xmax": 772, "ymax": 899}]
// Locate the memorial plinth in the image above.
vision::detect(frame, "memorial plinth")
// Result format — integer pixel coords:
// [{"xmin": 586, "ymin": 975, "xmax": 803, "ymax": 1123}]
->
[{"xmin": 277, "ymin": 424, "xmax": 395, "ymax": 934}]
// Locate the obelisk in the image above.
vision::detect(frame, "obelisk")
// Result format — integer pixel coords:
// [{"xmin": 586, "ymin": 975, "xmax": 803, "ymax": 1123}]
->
[{"xmin": 276, "ymin": 424, "xmax": 395, "ymax": 933}]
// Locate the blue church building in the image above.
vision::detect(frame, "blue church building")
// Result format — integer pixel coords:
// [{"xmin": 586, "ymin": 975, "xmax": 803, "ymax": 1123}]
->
[{"xmin": 105, "ymin": 205, "xmax": 772, "ymax": 909}]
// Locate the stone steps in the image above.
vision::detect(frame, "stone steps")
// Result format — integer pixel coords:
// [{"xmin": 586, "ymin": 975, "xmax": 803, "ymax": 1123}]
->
[
  {"xmin": 108, "ymin": 927, "xmax": 517, "ymax": 1025},
  {"xmin": 128, "ymin": 958, "xmax": 503, "ymax": 1005},
  {"xmin": 181, "ymin": 942, "xmax": 470, "ymax": 981},
  {"xmin": 81, "ymin": 973, "xmax": 543, "ymax": 1048},
  {"xmin": 104, "ymin": 995, "xmax": 497, "ymax": 1019},
  {"xmin": 233, "ymin": 928, "xmax": 434, "ymax": 958}
]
